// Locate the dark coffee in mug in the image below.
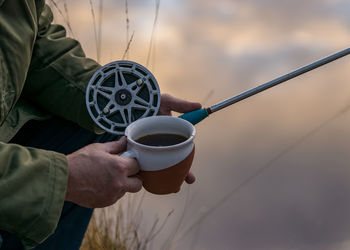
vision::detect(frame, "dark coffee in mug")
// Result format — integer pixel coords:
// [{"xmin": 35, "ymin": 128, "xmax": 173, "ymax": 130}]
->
[{"xmin": 136, "ymin": 133, "xmax": 188, "ymax": 147}]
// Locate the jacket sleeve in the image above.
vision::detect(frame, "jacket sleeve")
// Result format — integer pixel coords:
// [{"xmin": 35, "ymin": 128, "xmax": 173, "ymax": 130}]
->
[
  {"xmin": 0, "ymin": 1, "xmax": 69, "ymax": 248},
  {"xmin": 22, "ymin": 5, "xmax": 101, "ymax": 132},
  {"xmin": 0, "ymin": 142, "xmax": 68, "ymax": 249}
]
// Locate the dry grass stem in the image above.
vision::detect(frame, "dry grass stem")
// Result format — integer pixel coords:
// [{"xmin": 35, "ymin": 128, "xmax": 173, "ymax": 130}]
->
[
  {"xmin": 146, "ymin": 0, "xmax": 160, "ymax": 68},
  {"xmin": 162, "ymin": 186, "xmax": 191, "ymax": 250},
  {"xmin": 125, "ymin": 0, "xmax": 130, "ymax": 59},
  {"xmin": 122, "ymin": 31, "xmax": 135, "ymax": 60},
  {"xmin": 201, "ymin": 89, "xmax": 215, "ymax": 106},
  {"xmin": 97, "ymin": 0, "xmax": 103, "ymax": 62},
  {"xmin": 48, "ymin": 0, "xmax": 75, "ymax": 37},
  {"xmin": 81, "ymin": 192, "xmax": 174, "ymax": 250},
  {"xmin": 89, "ymin": 0, "xmax": 101, "ymax": 62}
]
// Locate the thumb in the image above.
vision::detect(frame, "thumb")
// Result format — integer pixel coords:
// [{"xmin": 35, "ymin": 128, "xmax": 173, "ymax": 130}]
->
[
  {"xmin": 104, "ymin": 136, "xmax": 127, "ymax": 154},
  {"xmin": 162, "ymin": 94, "xmax": 202, "ymax": 113}
]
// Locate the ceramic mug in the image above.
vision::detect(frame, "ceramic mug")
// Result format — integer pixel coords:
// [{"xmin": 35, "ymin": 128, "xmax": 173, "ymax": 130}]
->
[{"xmin": 121, "ymin": 116, "xmax": 196, "ymax": 194}]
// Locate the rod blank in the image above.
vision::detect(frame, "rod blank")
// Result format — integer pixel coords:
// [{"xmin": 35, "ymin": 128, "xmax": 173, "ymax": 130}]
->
[{"xmin": 209, "ymin": 48, "xmax": 350, "ymax": 113}]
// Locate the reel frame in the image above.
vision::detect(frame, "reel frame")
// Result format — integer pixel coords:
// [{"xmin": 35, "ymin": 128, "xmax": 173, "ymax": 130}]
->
[{"xmin": 86, "ymin": 61, "xmax": 161, "ymax": 135}]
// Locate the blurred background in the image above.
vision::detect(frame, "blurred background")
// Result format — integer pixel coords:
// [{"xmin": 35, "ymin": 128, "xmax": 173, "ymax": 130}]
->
[{"xmin": 50, "ymin": 0, "xmax": 350, "ymax": 249}]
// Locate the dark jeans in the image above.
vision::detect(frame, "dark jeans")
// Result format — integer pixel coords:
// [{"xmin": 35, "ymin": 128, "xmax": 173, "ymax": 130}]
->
[{"xmin": 0, "ymin": 117, "xmax": 118, "ymax": 250}]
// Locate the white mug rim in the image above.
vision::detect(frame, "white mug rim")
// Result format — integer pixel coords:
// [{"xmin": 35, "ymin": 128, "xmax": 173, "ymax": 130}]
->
[{"xmin": 124, "ymin": 116, "xmax": 196, "ymax": 151}]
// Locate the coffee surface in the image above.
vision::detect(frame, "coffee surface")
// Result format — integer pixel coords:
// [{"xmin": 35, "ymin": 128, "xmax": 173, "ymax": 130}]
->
[{"xmin": 136, "ymin": 133, "xmax": 188, "ymax": 146}]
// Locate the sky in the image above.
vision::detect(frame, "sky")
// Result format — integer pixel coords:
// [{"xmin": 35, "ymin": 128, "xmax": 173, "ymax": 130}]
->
[{"xmin": 50, "ymin": 0, "xmax": 350, "ymax": 249}]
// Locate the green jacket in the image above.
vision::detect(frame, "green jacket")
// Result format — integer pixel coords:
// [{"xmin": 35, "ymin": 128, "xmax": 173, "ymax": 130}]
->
[{"xmin": 0, "ymin": 1, "xmax": 101, "ymax": 248}]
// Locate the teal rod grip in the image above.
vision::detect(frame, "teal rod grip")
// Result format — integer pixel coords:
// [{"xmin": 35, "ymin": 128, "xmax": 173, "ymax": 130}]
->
[{"xmin": 178, "ymin": 108, "xmax": 209, "ymax": 125}]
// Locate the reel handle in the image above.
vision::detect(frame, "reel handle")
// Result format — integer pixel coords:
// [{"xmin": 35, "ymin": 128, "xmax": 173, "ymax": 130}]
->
[{"xmin": 178, "ymin": 108, "xmax": 209, "ymax": 125}]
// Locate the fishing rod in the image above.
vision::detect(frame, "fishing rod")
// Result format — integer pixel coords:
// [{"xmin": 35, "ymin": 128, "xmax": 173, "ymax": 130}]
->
[
  {"xmin": 86, "ymin": 48, "xmax": 350, "ymax": 135},
  {"xmin": 179, "ymin": 47, "xmax": 350, "ymax": 125}
]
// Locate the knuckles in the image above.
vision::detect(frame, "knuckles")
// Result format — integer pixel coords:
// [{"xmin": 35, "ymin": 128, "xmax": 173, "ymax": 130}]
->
[
  {"xmin": 111, "ymin": 180, "xmax": 127, "ymax": 194},
  {"xmin": 113, "ymin": 158, "xmax": 138, "ymax": 175},
  {"xmin": 115, "ymin": 162, "xmax": 128, "ymax": 175}
]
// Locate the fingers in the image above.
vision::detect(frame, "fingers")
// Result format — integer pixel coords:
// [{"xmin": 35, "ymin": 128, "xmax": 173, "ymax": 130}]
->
[
  {"xmin": 185, "ymin": 171, "xmax": 196, "ymax": 184},
  {"xmin": 104, "ymin": 136, "xmax": 127, "ymax": 154},
  {"xmin": 125, "ymin": 176, "xmax": 143, "ymax": 193},
  {"xmin": 161, "ymin": 94, "xmax": 202, "ymax": 113},
  {"xmin": 121, "ymin": 157, "xmax": 140, "ymax": 176}
]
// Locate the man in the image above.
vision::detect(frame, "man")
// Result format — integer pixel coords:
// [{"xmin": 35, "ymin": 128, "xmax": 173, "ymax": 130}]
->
[{"xmin": 0, "ymin": 1, "xmax": 201, "ymax": 249}]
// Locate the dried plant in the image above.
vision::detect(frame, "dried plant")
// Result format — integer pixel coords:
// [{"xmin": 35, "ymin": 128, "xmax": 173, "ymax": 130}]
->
[
  {"xmin": 81, "ymin": 193, "xmax": 174, "ymax": 250},
  {"xmin": 48, "ymin": 0, "xmax": 75, "ymax": 37},
  {"xmin": 88, "ymin": 0, "xmax": 103, "ymax": 62},
  {"xmin": 146, "ymin": 0, "xmax": 161, "ymax": 68},
  {"xmin": 122, "ymin": 31, "xmax": 135, "ymax": 60}
]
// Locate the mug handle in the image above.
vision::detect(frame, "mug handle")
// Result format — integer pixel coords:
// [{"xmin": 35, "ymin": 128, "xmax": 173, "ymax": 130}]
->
[
  {"xmin": 120, "ymin": 150, "xmax": 142, "ymax": 180},
  {"xmin": 120, "ymin": 150, "xmax": 138, "ymax": 159}
]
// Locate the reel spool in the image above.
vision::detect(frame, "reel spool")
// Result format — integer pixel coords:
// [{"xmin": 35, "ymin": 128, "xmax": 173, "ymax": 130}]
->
[{"xmin": 86, "ymin": 61, "xmax": 161, "ymax": 135}]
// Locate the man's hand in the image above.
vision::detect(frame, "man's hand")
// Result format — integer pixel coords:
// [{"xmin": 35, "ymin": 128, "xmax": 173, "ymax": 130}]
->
[
  {"xmin": 158, "ymin": 93, "xmax": 202, "ymax": 184},
  {"xmin": 65, "ymin": 137, "xmax": 142, "ymax": 208},
  {"xmin": 158, "ymin": 93, "xmax": 202, "ymax": 116}
]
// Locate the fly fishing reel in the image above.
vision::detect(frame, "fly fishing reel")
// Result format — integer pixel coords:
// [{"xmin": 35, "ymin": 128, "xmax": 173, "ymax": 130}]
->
[{"xmin": 86, "ymin": 61, "xmax": 161, "ymax": 135}]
